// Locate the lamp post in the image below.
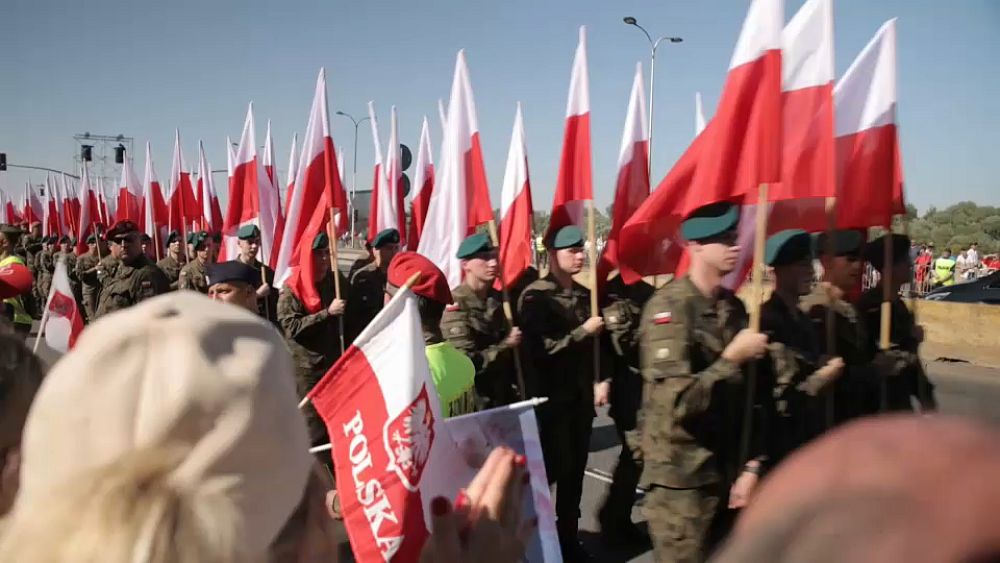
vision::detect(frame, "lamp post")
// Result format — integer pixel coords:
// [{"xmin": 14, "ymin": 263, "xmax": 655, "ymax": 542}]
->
[
  {"xmin": 623, "ymin": 16, "xmax": 683, "ymax": 177},
  {"xmin": 335, "ymin": 111, "xmax": 370, "ymax": 247}
]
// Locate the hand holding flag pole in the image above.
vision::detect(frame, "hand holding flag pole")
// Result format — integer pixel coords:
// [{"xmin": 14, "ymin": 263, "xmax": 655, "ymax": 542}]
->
[
  {"xmin": 486, "ymin": 219, "xmax": 527, "ymax": 401},
  {"xmin": 739, "ymin": 183, "xmax": 769, "ymax": 467}
]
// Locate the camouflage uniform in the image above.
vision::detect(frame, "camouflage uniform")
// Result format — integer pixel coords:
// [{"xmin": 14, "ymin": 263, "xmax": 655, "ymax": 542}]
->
[
  {"xmin": 239, "ymin": 257, "xmax": 277, "ymax": 322},
  {"xmin": 440, "ymin": 284, "xmax": 520, "ymax": 408},
  {"xmin": 36, "ymin": 248, "xmax": 54, "ymax": 304},
  {"xmin": 277, "ymin": 272, "xmax": 349, "ymax": 446},
  {"xmin": 345, "ymin": 261, "xmax": 386, "ymax": 343},
  {"xmin": 858, "ymin": 287, "xmax": 936, "ymax": 411},
  {"xmin": 75, "ymin": 252, "xmax": 102, "ymax": 322},
  {"xmin": 178, "ymin": 259, "xmax": 210, "ymax": 294},
  {"xmin": 638, "ymin": 276, "xmax": 766, "ymax": 563},
  {"xmin": 95, "ymin": 254, "xmax": 170, "ymax": 318},
  {"xmin": 156, "ymin": 254, "xmax": 184, "ymax": 290}
]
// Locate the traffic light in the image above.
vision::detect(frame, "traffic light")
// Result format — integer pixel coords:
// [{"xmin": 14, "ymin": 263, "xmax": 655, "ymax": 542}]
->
[
  {"xmin": 81, "ymin": 144, "xmax": 93, "ymax": 162},
  {"xmin": 0, "ymin": 153, "xmax": 6, "ymax": 171},
  {"xmin": 400, "ymin": 144, "xmax": 412, "ymax": 171},
  {"xmin": 114, "ymin": 144, "xmax": 126, "ymax": 164},
  {"xmin": 400, "ymin": 173, "xmax": 411, "ymax": 197}
]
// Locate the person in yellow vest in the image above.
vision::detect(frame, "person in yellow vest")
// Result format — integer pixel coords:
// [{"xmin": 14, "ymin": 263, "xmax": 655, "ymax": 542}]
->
[
  {"xmin": 934, "ymin": 249, "xmax": 957, "ymax": 287},
  {"xmin": 385, "ymin": 251, "xmax": 478, "ymax": 418},
  {"xmin": 0, "ymin": 225, "xmax": 33, "ymax": 339}
]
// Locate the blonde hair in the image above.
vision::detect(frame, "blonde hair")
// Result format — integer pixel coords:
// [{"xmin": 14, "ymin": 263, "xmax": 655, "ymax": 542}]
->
[{"xmin": 0, "ymin": 446, "xmax": 249, "ymax": 563}]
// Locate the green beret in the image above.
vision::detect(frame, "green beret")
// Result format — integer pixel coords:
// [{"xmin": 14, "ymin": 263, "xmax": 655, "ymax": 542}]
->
[
  {"xmin": 864, "ymin": 233, "xmax": 911, "ymax": 270},
  {"xmin": 456, "ymin": 233, "xmax": 494, "ymax": 259},
  {"xmin": 681, "ymin": 201, "xmax": 739, "ymax": 242},
  {"xmin": 548, "ymin": 225, "xmax": 584, "ymax": 249},
  {"xmin": 86, "ymin": 234, "xmax": 98, "ymax": 244},
  {"xmin": 765, "ymin": 229, "xmax": 813, "ymax": 267},
  {"xmin": 372, "ymin": 228, "xmax": 400, "ymax": 249},
  {"xmin": 312, "ymin": 232, "xmax": 329, "ymax": 251},
  {"xmin": 189, "ymin": 231, "xmax": 209, "ymax": 250},
  {"xmin": 166, "ymin": 230, "xmax": 180, "ymax": 244},
  {"xmin": 58, "ymin": 235, "xmax": 70, "ymax": 244},
  {"xmin": 186, "ymin": 232, "xmax": 196, "ymax": 244},
  {"xmin": 814, "ymin": 229, "xmax": 863, "ymax": 257},
  {"xmin": 238, "ymin": 224, "xmax": 261, "ymax": 240},
  {"xmin": 140, "ymin": 233, "xmax": 152, "ymax": 243},
  {"xmin": 206, "ymin": 260, "xmax": 260, "ymax": 287}
]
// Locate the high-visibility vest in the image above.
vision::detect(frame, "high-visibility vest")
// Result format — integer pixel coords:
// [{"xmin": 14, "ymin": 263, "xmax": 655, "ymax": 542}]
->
[
  {"xmin": 425, "ymin": 341, "xmax": 478, "ymax": 418},
  {"xmin": 1, "ymin": 255, "xmax": 32, "ymax": 326},
  {"xmin": 934, "ymin": 257, "xmax": 956, "ymax": 286}
]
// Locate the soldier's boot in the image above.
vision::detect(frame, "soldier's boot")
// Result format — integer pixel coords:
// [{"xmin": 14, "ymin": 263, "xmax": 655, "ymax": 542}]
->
[{"xmin": 557, "ymin": 520, "xmax": 594, "ymax": 563}]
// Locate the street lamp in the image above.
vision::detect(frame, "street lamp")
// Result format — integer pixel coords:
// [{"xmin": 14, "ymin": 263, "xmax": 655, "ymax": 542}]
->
[
  {"xmin": 623, "ymin": 16, "xmax": 683, "ymax": 177},
  {"xmin": 336, "ymin": 110, "xmax": 371, "ymax": 247}
]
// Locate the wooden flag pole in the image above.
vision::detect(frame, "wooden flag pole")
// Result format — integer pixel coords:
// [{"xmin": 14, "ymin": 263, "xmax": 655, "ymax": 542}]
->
[
  {"xmin": 878, "ymin": 222, "xmax": 894, "ymax": 412},
  {"xmin": 152, "ymin": 226, "xmax": 162, "ymax": 262},
  {"xmin": 587, "ymin": 199, "xmax": 600, "ymax": 386},
  {"xmin": 487, "ymin": 218, "xmax": 527, "ymax": 401},
  {"xmin": 739, "ymin": 183, "xmax": 768, "ymax": 466},
  {"xmin": 259, "ymin": 263, "xmax": 271, "ymax": 321},
  {"xmin": 823, "ymin": 196, "xmax": 838, "ymax": 428},
  {"xmin": 328, "ymin": 208, "xmax": 345, "ymax": 355}
]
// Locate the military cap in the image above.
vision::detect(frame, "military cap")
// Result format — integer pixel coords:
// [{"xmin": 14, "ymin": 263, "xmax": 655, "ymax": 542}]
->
[
  {"xmin": 86, "ymin": 234, "xmax": 98, "ymax": 244},
  {"xmin": 547, "ymin": 225, "xmax": 585, "ymax": 249},
  {"xmin": 189, "ymin": 231, "xmax": 209, "ymax": 250},
  {"xmin": 58, "ymin": 235, "xmax": 71, "ymax": 244},
  {"xmin": 681, "ymin": 201, "xmax": 739, "ymax": 242},
  {"xmin": 312, "ymin": 232, "xmax": 329, "ymax": 251},
  {"xmin": 371, "ymin": 228, "xmax": 400, "ymax": 249},
  {"xmin": 166, "ymin": 230, "xmax": 181, "ymax": 244},
  {"xmin": 386, "ymin": 251, "xmax": 453, "ymax": 305},
  {"xmin": 238, "ymin": 224, "xmax": 261, "ymax": 240},
  {"xmin": 45, "ymin": 235, "xmax": 59, "ymax": 245},
  {"xmin": 0, "ymin": 224, "xmax": 24, "ymax": 237},
  {"xmin": 0, "ymin": 262, "xmax": 33, "ymax": 299},
  {"xmin": 456, "ymin": 232, "xmax": 494, "ymax": 259},
  {"xmin": 765, "ymin": 229, "xmax": 813, "ymax": 267},
  {"xmin": 206, "ymin": 260, "xmax": 261, "ymax": 288},
  {"xmin": 864, "ymin": 233, "xmax": 911, "ymax": 270},
  {"xmin": 814, "ymin": 229, "xmax": 864, "ymax": 257}
]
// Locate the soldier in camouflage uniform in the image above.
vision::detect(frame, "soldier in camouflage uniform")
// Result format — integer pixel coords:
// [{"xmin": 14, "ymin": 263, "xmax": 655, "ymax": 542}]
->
[
  {"xmin": 345, "ymin": 228, "xmax": 399, "ymax": 342},
  {"xmin": 156, "ymin": 231, "xmax": 185, "ymax": 290},
  {"xmin": 597, "ymin": 273, "xmax": 654, "ymax": 546},
  {"xmin": 858, "ymin": 233, "xmax": 936, "ymax": 412},
  {"xmin": 55, "ymin": 236, "xmax": 82, "ymax": 308},
  {"xmin": 16, "ymin": 224, "xmax": 42, "ymax": 320},
  {"xmin": 234, "ymin": 224, "xmax": 277, "ymax": 322},
  {"xmin": 35, "ymin": 236, "xmax": 56, "ymax": 304},
  {"xmin": 440, "ymin": 233, "xmax": 522, "ymax": 408},
  {"xmin": 277, "ymin": 232, "xmax": 348, "ymax": 448},
  {"xmin": 178, "ymin": 232, "xmax": 211, "ymax": 294},
  {"xmin": 517, "ymin": 225, "xmax": 607, "ymax": 561},
  {"xmin": 75, "ymin": 234, "xmax": 105, "ymax": 322},
  {"xmin": 760, "ymin": 230, "xmax": 844, "ymax": 462},
  {"xmin": 637, "ymin": 202, "xmax": 770, "ymax": 563},
  {"xmin": 95, "ymin": 221, "xmax": 170, "ymax": 318}
]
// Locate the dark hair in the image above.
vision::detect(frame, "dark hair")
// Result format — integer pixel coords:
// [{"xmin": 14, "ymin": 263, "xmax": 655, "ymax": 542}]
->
[
  {"xmin": 0, "ymin": 334, "xmax": 45, "ymax": 448},
  {"xmin": 416, "ymin": 295, "xmax": 445, "ymax": 328}
]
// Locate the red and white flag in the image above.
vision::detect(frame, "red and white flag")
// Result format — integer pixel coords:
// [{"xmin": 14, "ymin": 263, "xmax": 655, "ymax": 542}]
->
[
  {"xmin": 366, "ymin": 102, "xmax": 405, "ymax": 244},
  {"xmin": 307, "ymin": 286, "xmax": 466, "ymax": 562},
  {"xmin": 283, "ymin": 133, "xmax": 298, "ymax": 219},
  {"xmin": 75, "ymin": 165, "xmax": 100, "ymax": 254},
  {"xmin": 384, "ymin": 106, "xmax": 407, "ymax": 247},
  {"xmin": 1, "ymin": 190, "xmax": 21, "ymax": 224},
  {"xmin": 417, "ymin": 50, "xmax": 494, "ymax": 288},
  {"xmin": 116, "ymin": 152, "xmax": 143, "ymax": 223},
  {"xmin": 61, "ymin": 175, "xmax": 80, "ymax": 236},
  {"xmin": 274, "ymin": 68, "xmax": 347, "ymax": 312},
  {"xmin": 99, "ymin": 177, "xmax": 116, "ymax": 225},
  {"xmin": 498, "ymin": 103, "xmax": 535, "ymax": 289},
  {"xmin": 141, "ymin": 142, "xmax": 168, "ymax": 249},
  {"xmin": 263, "ymin": 119, "xmax": 278, "ymax": 186},
  {"xmin": 437, "ymin": 99, "xmax": 447, "ymax": 133},
  {"xmin": 41, "ymin": 258, "xmax": 84, "ymax": 353},
  {"xmin": 834, "ymin": 19, "xmax": 903, "ymax": 229},
  {"xmin": 22, "ymin": 182, "xmax": 43, "ymax": 225},
  {"xmin": 546, "ymin": 26, "xmax": 592, "ymax": 240},
  {"xmin": 42, "ymin": 175, "xmax": 62, "ymax": 237},
  {"xmin": 695, "ymin": 92, "xmax": 707, "ymax": 135},
  {"xmin": 196, "ymin": 140, "xmax": 224, "ymax": 233},
  {"xmin": 597, "ymin": 62, "xmax": 650, "ymax": 289},
  {"xmin": 168, "ymin": 130, "xmax": 200, "ymax": 236},
  {"xmin": 407, "ymin": 117, "xmax": 435, "ymax": 249}
]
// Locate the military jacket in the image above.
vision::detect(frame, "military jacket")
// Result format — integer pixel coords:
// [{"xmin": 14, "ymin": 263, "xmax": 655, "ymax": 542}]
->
[
  {"xmin": 95, "ymin": 255, "xmax": 170, "ymax": 318},
  {"xmin": 178, "ymin": 259, "xmax": 210, "ymax": 294},
  {"xmin": 240, "ymin": 257, "xmax": 277, "ymax": 322},
  {"xmin": 441, "ymin": 284, "xmax": 519, "ymax": 407},
  {"xmin": 277, "ymin": 272, "xmax": 349, "ymax": 392},
  {"xmin": 345, "ymin": 262, "xmax": 386, "ymax": 342},
  {"xmin": 603, "ymin": 276, "xmax": 653, "ymax": 427},
  {"xmin": 156, "ymin": 254, "xmax": 184, "ymax": 290},
  {"xmin": 76, "ymin": 253, "xmax": 101, "ymax": 293}
]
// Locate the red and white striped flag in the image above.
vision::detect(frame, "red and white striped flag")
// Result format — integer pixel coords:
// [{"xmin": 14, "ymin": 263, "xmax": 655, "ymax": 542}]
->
[
  {"xmin": 417, "ymin": 50, "xmax": 494, "ymax": 288},
  {"xmin": 407, "ymin": 117, "xmax": 435, "ymax": 249},
  {"xmin": 141, "ymin": 142, "xmax": 168, "ymax": 250},
  {"xmin": 196, "ymin": 140, "xmax": 224, "ymax": 233},
  {"xmin": 307, "ymin": 286, "xmax": 466, "ymax": 562},
  {"xmin": 835, "ymin": 19, "xmax": 904, "ymax": 229},
  {"xmin": 41, "ymin": 259, "xmax": 84, "ymax": 353},
  {"xmin": 546, "ymin": 26, "xmax": 592, "ymax": 240},
  {"xmin": 283, "ymin": 133, "xmax": 298, "ymax": 220},
  {"xmin": 168, "ymin": 130, "xmax": 200, "ymax": 236},
  {"xmin": 695, "ymin": 92, "xmax": 707, "ymax": 135},
  {"xmin": 263, "ymin": 119, "xmax": 277, "ymax": 186},
  {"xmin": 273, "ymin": 68, "xmax": 346, "ymax": 311},
  {"xmin": 366, "ymin": 102, "xmax": 404, "ymax": 244},
  {"xmin": 384, "ymin": 105, "xmax": 407, "ymax": 247},
  {"xmin": 116, "ymin": 152, "xmax": 143, "ymax": 224},
  {"xmin": 75, "ymin": 165, "xmax": 100, "ymax": 254},
  {"xmin": 61, "ymin": 175, "xmax": 80, "ymax": 236},
  {"xmin": 22, "ymin": 182, "xmax": 43, "ymax": 225},
  {"xmin": 1, "ymin": 190, "xmax": 21, "ymax": 224},
  {"xmin": 42, "ymin": 175, "xmax": 61, "ymax": 237},
  {"xmin": 437, "ymin": 99, "xmax": 447, "ymax": 133},
  {"xmin": 497, "ymin": 103, "xmax": 535, "ymax": 289},
  {"xmin": 98, "ymin": 177, "xmax": 115, "ymax": 225}
]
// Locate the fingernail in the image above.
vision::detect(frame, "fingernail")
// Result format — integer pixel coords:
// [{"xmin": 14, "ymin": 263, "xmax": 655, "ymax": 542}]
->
[
  {"xmin": 431, "ymin": 496, "xmax": 450, "ymax": 516},
  {"xmin": 454, "ymin": 489, "xmax": 469, "ymax": 509},
  {"xmin": 513, "ymin": 454, "xmax": 527, "ymax": 467}
]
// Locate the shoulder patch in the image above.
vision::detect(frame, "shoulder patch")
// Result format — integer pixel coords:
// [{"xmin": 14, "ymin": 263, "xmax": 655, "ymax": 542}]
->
[
  {"xmin": 141, "ymin": 281, "xmax": 152, "ymax": 289},
  {"xmin": 653, "ymin": 311, "xmax": 672, "ymax": 325}
]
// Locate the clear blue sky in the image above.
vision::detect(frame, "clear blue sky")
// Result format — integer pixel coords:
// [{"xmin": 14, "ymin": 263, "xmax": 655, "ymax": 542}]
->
[{"xmin": 2, "ymin": 0, "xmax": 998, "ymax": 214}]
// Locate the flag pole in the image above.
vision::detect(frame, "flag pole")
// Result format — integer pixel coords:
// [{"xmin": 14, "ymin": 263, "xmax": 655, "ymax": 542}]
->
[
  {"xmin": 587, "ymin": 199, "xmax": 600, "ymax": 386},
  {"xmin": 328, "ymin": 208, "xmax": 345, "ymax": 355},
  {"xmin": 878, "ymin": 219, "xmax": 894, "ymax": 412},
  {"xmin": 152, "ymin": 225, "xmax": 162, "ymax": 262},
  {"xmin": 487, "ymin": 218, "xmax": 527, "ymax": 401},
  {"xmin": 823, "ymin": 196, "xmax": 837, "ymax": 428},
  {"xmin": 739, "ymin": 183, "xmax": 768, "ymax": 466}
]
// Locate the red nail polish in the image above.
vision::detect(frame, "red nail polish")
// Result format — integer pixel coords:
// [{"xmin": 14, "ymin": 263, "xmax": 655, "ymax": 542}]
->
[
  {"xmin": 431, "ymin": 496, "xmax": 450, "ymax": 516},
  {"xmin": 454, "ymin": 489, "xmax": 469, "ymax": 510},
  {"xmin": 513, "ymin": 454, "xmax": 527, "ymax": 467}
]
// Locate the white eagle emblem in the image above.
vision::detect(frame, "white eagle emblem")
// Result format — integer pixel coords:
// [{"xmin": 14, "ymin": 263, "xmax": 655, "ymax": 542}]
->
[{"xmin": 384, "ymin": 384, "xmax": 436, "ymax": 492}]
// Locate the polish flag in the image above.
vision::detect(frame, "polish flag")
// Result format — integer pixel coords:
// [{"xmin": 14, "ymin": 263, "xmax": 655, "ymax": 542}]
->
[
  {"xmin": 22, "ymin": 182, "xmax": 43, "ymax": 225},
  {"xmin": 618, "ymin": 0, "xmax": 783, "ymax": 281},
  {"xmin": 597, "ymin": 62, "xmax": 650, "ymax": 289},
  {"xmin": 116, "ymin": 153, "xmax": 143, "ymax": 223},
  {"xmin": 437, "ymin": 99, "xmax": 447, "ymax": 133},
  {"xmin": 43, "ymin": 176, "xmax": 62, "ymax": 237},
  {"xmin": 283, "ymin": 134, "xmax": 298, "ymax": 219},
  {"xmin": 140, "ymin": 142, "xmax": 168, "ymax": 249},
  {"xmin": 167, "ymin": 130, "xmax": 200, "ymax": 236},
  {"xmin": 834, "ymin": 19, "xmax": 904, "ymax": 229},
  {"xmin": 61, "ymin": 175, "xmax": 80, "ymax": 236},
  {"xmin": 41, "ymin": 259, "xmax": 84, "ymax": 353},
  {"xmin": 497, "ymin": 103, "xmax": 535, "ymax": 289},
  {"xmin": 407, "ymin": 117, "xmax": 435, "ymax": 249},
  {"xmin": 308, "ymin": 286, "xmax": 466, "ymax": 562},
  {"xmin": 99, "ymin": 177, "xmax": 116, "ymax": 225},
  {"xmin": 220, "ymin": 103, "xmax": 285, "ymax": 268},
  {"xmin": 695, "ymin": 92, "xmax": 707, "ymax": 135},
  {"xmin": 274, "ymin": 68, "xmax": 347, "ymax": 312},
  {"xmin": 417, "ymin": 50, "xmax": 494, "ymax": 288},
  {"xmin": 365, "ymin": 101, "xmax": 386, "ymax": 243},
  {"xmin": 1, "ymin": 190, "xmax": 22, "ymax": 224},
  {"xmin": 546, "ymin": 26, "xmax": 592, "ymax": 240},
  {"xmin": 196, "ymin": 140, "xmax": 224, "ymax": 233},
  {"xmin": 75, "ymin": 165, "xmax": 100, "ymax": 254},
  {"xmin": 263, "ymin": 120, "xmax": 278, "ymax": 186},
  {"xmin": 384, "ymin": 106, "xmax": 407, "ymax": 247}
]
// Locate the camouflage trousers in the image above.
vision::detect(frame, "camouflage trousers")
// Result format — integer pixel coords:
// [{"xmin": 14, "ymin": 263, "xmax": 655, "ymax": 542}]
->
[{"xmin": 642, "ymin": 482, "xmax": 732, "ymax": 563}]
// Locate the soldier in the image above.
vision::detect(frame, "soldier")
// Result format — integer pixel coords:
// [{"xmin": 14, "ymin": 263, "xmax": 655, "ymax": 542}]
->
[
  {"xmin": 156, "ymin": 231, "xmax": 185, "ymax": 290},
  {"xmin": 234, "ymin": 224, "xmax": 277, "ymax": 322},
  {"xmin": 20, "ymin": 223, "xmax": 42, "ymax": 319},
  {"xmin": 517, "ymin": 225, "xmax": 607, "ymax": 560},
  {"xmin": 347, "ymin": 240, "xmax": 374, "ymax": 279},
  {"xmin": 760, "ymin": 230, "xmax": 844, "ymax": 462},
  {"xmin": 597, "ymin": 273, "xmax": 654, "ymax": 546},
  {"xmin": 75, "ymin": 234, "xmax": 104, "ymax": 322},
  {"xmin": 800, "ymin": 229, "xmax": 897, "ymax": 425},
  {"xmin": 0, "ymin": 225, "xmax": 33, "ymax": 339},
  {"xmin": 637, "ymin": 202, "xmax": 770, "ymax": 563},
  {"xmin": 178, "ymin": 232, "xmax": 211, "ymax": 294},
  {"xmin": 94, "ymin": 220, "xmax": 170, "ymax": 318},
  {"xmin": 859, "ymin": 233, "xmax": 937, "ymax": 412},
  {"xmin": 345, "ymin": 228, "xmax": 399, "ymax": 341},
  {"xmin": 140, "ymin": 233, "xmax": 154, "ymax": 260},
  {"xmin": 35, "ymin": 236, "xmax": 56, "ymax": 305},
  {"xmin": 277, "ymin": 232, "xmax": 348, "ymax": 449},
  {"xmin": 55, "ymin": 236, "xmax": 81, "ymax": 306},
  {"xmin": 440, "ymin": 233, "xmax": 522, "ymax": 408},
  {"xmin": 206, "ymin": 260, "xmax": 261, "ymax": 314}
]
